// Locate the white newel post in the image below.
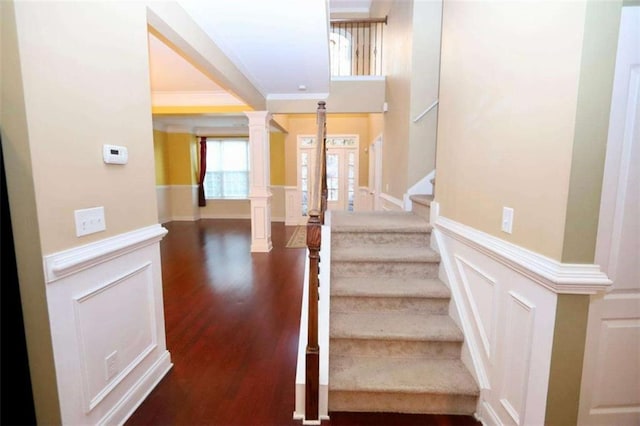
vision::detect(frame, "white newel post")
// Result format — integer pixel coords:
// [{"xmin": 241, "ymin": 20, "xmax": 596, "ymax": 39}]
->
[{"xmin": 245, "ymin": 111, "xmax": 273, "ymax": 252}]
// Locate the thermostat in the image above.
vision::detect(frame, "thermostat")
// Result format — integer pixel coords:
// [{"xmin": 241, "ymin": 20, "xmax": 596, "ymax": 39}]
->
[{"xmin": 103, "ymin": 144, "xmax": 128, "ymax": 165}]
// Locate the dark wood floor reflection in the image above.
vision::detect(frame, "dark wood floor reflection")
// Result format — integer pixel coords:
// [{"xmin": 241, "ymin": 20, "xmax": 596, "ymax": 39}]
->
[{"xmin": 125, "ymin": 220, "xmax": 480, "ymax": 426}]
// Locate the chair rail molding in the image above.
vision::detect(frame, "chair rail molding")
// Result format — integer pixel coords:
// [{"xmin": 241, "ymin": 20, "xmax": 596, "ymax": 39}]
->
[
  {"xmin": 44, "ymin": 224, "xmax": 168, "ymax": 283},
  {"xmin": 434, "ymin": 216, "xmax": 611, "ymax": 295}
]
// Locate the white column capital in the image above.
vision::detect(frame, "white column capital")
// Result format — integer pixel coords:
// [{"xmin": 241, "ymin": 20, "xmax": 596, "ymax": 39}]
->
[{"xmin": 244, "ymin": 110, "xmax": 272, "ymax": 125}]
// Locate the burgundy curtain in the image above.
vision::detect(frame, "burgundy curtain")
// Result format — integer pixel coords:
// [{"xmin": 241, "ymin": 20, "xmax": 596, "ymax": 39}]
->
[{"xmin": 198, "ymin": 136, "xmax": 207, "ymax": 207}]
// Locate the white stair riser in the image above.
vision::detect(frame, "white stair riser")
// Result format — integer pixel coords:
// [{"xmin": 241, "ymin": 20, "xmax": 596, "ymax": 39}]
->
[
  {"xmin": 328, "ymin": 391, "xmax": 477, "ymax": 415},
  {"xmin": 330, "ymin": 296, "xmax": 449, "ymax": 314},
  {"xmin": 332, "ymin": 261, "xmax": 439, "ymax": 279},
  {"xmin": 332, "ymin": 232, "xmax": 429, "ymax": 248},
  {"xmin": 330, "ymin": 338, "xmax": 462, "ymax": 359}
]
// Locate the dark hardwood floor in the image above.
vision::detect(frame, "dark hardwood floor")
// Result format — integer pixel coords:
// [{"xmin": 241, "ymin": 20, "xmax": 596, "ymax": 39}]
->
[{"xmin": 125, "ymin": 219, "xmax": 480, "ymax": 426}]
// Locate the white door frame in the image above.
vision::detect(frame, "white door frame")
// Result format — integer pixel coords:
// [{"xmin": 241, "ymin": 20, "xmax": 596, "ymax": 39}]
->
[
  {"xmin": 369, "ymin": 134, "xmax": 383, "ymax": 211},
  {"xmin": 295, "ymin": 135, "xmax": 360, "ymax": 222},
  {"xmin": 578, "ymin": 6, "xmax": 640, "ymax": 425}
]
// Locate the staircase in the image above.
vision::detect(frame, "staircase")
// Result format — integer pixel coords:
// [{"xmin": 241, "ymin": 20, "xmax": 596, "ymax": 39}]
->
[{"xmin": 328, "ymin": 207, "xmax": 479, "ymax": 415}]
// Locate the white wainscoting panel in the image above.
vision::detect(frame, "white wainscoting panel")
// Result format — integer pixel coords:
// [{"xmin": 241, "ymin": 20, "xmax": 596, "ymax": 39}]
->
[
  {"xmin": 455, "ymin": 256, "xmax": 497, "ymax": 362},
  {"xmin": 169, "ymin": 185, "xmax": 199, "ymax": 221},
  {"xmin": 285, "ymin": 186, "xmax": 305, "ymax": 226},
  {"xmin": 498, "ymin": 291, "xmax": 535, "ymax": 425},
  {"xmin": 43, "ymin": 225, "xmax": 171, "ymax": 425},
  {"xmin": 270, "ymin": 185, "xmax": 286, "ymax": 222},
  {"xmin": 156, "ymin": 186, "xmax": 171, "ymax": 224},
  {"xmin": 433, "ymin": 203, "xmax": 613, "ymax": 425},
  {"xmin": 432, "ymin": 205, "xmax": 560, "ymax": 426}
]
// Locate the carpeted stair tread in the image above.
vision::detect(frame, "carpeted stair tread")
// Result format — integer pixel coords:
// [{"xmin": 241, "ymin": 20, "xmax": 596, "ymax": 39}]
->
[
  {"xmin": 331, "ymin": 277, "xmax": 450, "ymax": 299},
  {"xmin": 332, "ymin": 211, "xmax": 431, "ymax": 233},
  {"xmin": 327, "ymin": 210, "xmax": 479, "ymax": 415},
  {"xmin": 332, "ymin": 246, "xmax": 440, "ymax": 263},
  {"xmin": 331, "ymin": 312, "xmax": 463, "ymax": 342},
  {"xmin": 329, "ymin": 356, "xmax": 479, "ymax": 396},
  {"xmin": 409, "ymin": 194, "xmax": 434, "ymax": 207}
]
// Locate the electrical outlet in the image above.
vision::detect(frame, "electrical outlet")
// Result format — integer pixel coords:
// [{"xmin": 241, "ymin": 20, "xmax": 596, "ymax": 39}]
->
[
  {"xmin": 105, "ymin": 350, "xmax": 118, "ymax": 381},
  {"xmin": 74, "ymin": 206, "xmax": 106, "ymax": 237},
  {"xmin": 502, "ymin": 207, "xmax": 514, "ymax": 234}
]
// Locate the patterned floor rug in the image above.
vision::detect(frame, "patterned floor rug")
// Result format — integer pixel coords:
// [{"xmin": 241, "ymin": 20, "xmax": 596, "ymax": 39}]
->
[{"xmin": 285, "ymin": 226, "xmax": 307, "ymax": 248}]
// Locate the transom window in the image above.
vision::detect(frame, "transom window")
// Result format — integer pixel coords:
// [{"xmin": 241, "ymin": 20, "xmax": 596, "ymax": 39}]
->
[{"xmin": 204, "ymin": 139, "xmax": 249, "ymax": 199}]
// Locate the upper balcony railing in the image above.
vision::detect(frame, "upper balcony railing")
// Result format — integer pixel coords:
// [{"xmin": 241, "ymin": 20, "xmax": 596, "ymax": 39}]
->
[{"xmin": 330, "ymin": 17, "xmax": 387, "ymax": 76}]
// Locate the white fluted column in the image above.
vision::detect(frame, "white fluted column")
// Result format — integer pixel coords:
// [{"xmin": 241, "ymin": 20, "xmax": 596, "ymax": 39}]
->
[{"xmin": 245, "ymin": 111, "xmax": 273, "ymax": 252}]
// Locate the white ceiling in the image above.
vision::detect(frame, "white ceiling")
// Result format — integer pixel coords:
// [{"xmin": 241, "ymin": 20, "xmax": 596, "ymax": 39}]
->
[
  {"xmin": 176, "ymin": 0, "xmax": 332, "ymax": 99},
  {"xmin": 148, "ymin": 0, "xmax": 373, "ymax": 132},
  {"xmin": 148, "ymin": 0, "xmax": 374, "ymax": 100}
]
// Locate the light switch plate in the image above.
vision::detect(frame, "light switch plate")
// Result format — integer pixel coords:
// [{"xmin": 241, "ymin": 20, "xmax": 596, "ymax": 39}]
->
[
  {"xmin": 75, "ymin": 206, "xmax": 106, "ymax": 237},
  {"xmin": 502, "ymin": 207, "xmax": 514, "ymax": 234}
]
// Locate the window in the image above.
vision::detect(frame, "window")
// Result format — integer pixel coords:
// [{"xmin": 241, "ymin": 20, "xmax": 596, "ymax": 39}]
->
[
  {"xmin": 329, "ymin": 30, "xmax": 352, "ymax": 76},
  {"xmin": 204, "ymin": 139, "xmax": 249, "ymax": 199}
]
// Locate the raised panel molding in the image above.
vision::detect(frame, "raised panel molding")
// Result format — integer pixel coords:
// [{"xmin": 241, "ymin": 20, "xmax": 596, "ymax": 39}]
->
[
  {"xmin": 499, "ymin": 291, "xmax": 535, "ymax": 425},
  {"xmin": 74, "ymin": 262, "xmax": 156, "ymax": 412},
  {"xmin": 455, "ymin": 255, "xmax": 497, "ymax": 360},
  {"xmin": 284, "ymin": 186, "xmax": 302, "ymax": 226},
  {"xmin": 591, "ymin": 318, "xmax": 640, "ymax": 411}
]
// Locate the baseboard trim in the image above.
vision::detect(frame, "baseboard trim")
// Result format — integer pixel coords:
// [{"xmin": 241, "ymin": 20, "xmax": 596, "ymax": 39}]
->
[
  {"xmin": 379, "ymin": 192, "xmax": 403, "ymax": 210},
  {"xmin": 199, "ymin": 213, "xmax": 252, "ymax": 220},
  {"xmin": 44, "ymin": 225, "xmax": 168, "ymax": 283},
  {"xmin": 99, "ymin": 351, "xmax": 172, "ymax": 426},
  {"xmin": 435, "ymin": 216, "xmax": 611, "ymax": 295}
]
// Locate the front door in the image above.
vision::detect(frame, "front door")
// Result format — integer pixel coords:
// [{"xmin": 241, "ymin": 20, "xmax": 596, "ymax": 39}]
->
[
  {"xmin": 326, "ymin": 147, "xmax": 357, "ymax": 211},
  {"xmin": 298, "ymin": 135, "xmax": 359, "ymax": 218}
]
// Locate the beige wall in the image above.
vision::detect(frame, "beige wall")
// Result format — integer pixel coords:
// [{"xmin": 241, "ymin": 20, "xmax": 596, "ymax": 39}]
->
[
  {"xmin": 267, "ymin": 78, "xmax": 386, "ymax": 114},
  {"xmin": 437, "ymin": 0, "xmax": 586, "ymax": 260},
  {"xmin": 1, "ymin": 1, "xmax": 164, "ymax": 422},
  {"xmin": 382, "ymin": 0, "xmax": 412, "ymax": 198},
  {"xmin": 407, "ymin": 0, "xmax": 442, "ymax": 186},
  {"xmin": 436, "ymin": 1, "xmax": 622, "ymax": 424},
  {"xmin": 9, "ymin": 2, "xmax": 159, "ymax": 254},
  {"xmin": 381, "ymin": 0, "xmax": 441, "ymax": 197},
  {"xmin": 368, "ymin": 113, "xmax": 384, "ymax": 143},
  {"xmin": 200, "ymin": 199, "xmax": 250, "ymax": 218},
  {"xmin": 561, "ymin": 0, "xmax": 622, "ymax": 264}
]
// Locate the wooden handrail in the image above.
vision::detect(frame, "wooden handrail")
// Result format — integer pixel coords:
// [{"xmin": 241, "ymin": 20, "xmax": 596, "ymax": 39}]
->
[{"xmin": 305, "ymin": 101, "xmax": 327, "ymax": 421}]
